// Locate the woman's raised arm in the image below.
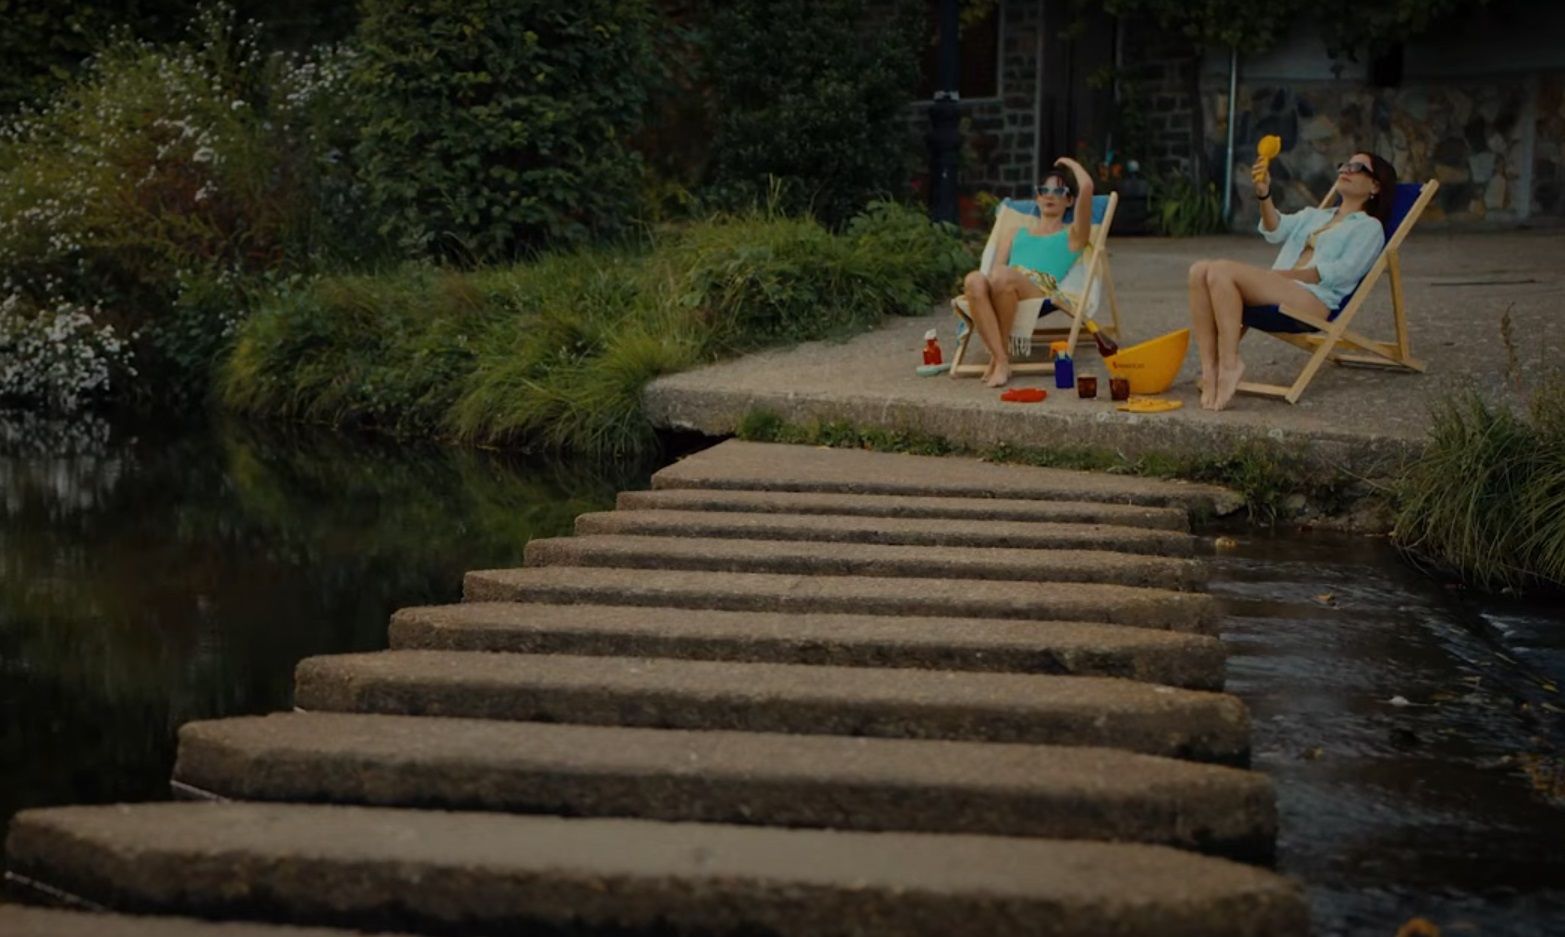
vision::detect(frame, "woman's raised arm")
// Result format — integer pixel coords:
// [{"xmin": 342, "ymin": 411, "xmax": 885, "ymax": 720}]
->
[{"xmin": 1054, "ymin": 157, "xmax": 1094, "ymax": 252}]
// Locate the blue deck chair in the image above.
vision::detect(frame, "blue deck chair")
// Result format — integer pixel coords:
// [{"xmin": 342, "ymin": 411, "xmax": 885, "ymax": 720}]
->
[
  {"xmin": 949, "ymin": 192, "xmax": 1123, "ymax": 378},
  {"xmin": 1237, "ymin": 179, "xmax": 1439, "ymax": 403}
]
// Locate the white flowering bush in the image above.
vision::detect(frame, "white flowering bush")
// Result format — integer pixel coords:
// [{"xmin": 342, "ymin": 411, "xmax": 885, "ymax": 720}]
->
[
  {"xmin": 0, "ymin": 4, "xmax": 367, "ymax": 411},
  {"xmin": 0, "ymin": 296, "xmax": 135, "ymax": 412}
]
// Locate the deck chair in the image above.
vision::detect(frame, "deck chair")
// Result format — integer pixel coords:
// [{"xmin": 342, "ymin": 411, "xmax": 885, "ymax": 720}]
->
[
  {"xmin": 1237, "ymin": 179, "xmax": 1439, "ymax": 403},
  {"xmin": 949, "ymin": 193, "xmax": 1124, "ymax": 378}
]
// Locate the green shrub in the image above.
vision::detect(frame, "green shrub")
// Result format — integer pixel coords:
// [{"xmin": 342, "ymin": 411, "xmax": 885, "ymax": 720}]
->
[
  {"xmin": 1394, "ymin": 381, "xmax": 1565, "ymax": 591},
  {"xmin": 0, "ymin": 7, "xmax": 366, "ymax": 408},
  {"xmin": 706, "ymin": 0, "xmax": 920, "ymax": 227},
  {"xmin": 1151, "ymin": 174, "xmax": 1226, "ymax": 236},
  {"xmin": 351, "ymin": 0, "xmax": 655, "ymax": 263},
  {"xmin": 222, "ymin": 204, "xmax": 965, "ymax": 458},
  {"xmin": 846, "ymin": 200, "xmax": 974, "ymax": 310}
]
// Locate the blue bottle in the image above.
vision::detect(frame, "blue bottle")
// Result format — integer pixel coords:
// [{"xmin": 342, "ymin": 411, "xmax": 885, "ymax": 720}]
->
[{"xmin": 1052, "ymin": 342, "xmax": 1074, "ymax": 390}]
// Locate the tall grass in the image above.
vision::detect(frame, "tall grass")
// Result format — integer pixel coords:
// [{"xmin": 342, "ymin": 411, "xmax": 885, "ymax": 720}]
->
[
  {"xmin": 1393, "ymin": 377, "xmax": 1565, "ymax": 591},
  {"xmin": 221, "ymin": 202, "xmax": 970, "ymax": 460}
]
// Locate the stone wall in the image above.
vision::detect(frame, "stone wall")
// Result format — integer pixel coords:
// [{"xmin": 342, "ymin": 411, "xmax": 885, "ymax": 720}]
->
[
  {"xmin": 905, "ymin": 0, "xmax": 1041, "ymax": 200},
  {"xmin": 1534, "ymin": 75, "xmax": 1565, "ymax": 218},
  {"xmin": 1206, "ymin": 75, "xmax": 1560, "ymax": 229},
  {"xmin": 1118, "ymin": 23, "xmax": 1202, "ymax": 180}
]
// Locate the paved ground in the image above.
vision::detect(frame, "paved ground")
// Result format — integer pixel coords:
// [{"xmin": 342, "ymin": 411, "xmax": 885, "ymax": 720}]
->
[{"xmin": 646, "ymin": 230, "xmax": 1565, "ymax": 475}]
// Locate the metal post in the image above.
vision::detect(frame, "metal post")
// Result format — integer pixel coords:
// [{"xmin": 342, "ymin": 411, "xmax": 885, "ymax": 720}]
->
[
  {"xmin": 928, "ymin": 0, "xmax": 961, "ymax": 224},
  {"xmin": 1222, "ymin": 45, "xmax": 1238, "ymax": 220}
]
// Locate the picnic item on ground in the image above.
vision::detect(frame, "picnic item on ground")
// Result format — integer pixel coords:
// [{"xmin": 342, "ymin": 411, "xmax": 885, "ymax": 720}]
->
[
  {"xmin": 1117, "ymin": 397, "xmax": 1183, "ymax": 413},
  {"xmin": 922, "ymin": 329, "xmax": 943, "ymax": 366},
  {"xmin": 1050, "ymin": 341, "xmax": 1074, "ymax": 390},
  {"xmin": 1109, "ymin": 377, "xmax": 1131, "ymax": 401},
  {"xmin": 915, "ymin": 362, "xmax": 951, "ymax": 377},
  {"xmin": 1076, "ymin": 375, "xmax": 1098, "ymax": 398},
  {"xmin": 1104, "ymin": 328, "xmax": 1189, "ymax": 395},
  {"xmin": 1000, "ymin": 388, "xmax": 1047, "ymax": 403},
  {"xmin": 1083, "ymin": 319, "xmax": 1120, "ymax": 357}
]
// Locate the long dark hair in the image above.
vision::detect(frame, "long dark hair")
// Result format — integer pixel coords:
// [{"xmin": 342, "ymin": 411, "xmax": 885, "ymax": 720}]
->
[{"xmin": 1360, "ymin": 152, "xmax": 1399, "ymax": 235}]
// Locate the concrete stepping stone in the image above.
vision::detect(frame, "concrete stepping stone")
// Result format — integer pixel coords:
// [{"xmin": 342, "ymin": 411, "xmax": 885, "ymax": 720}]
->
[
  {"xmin": 389, "ymin": 602, "xmax": 1227, "ymax": 689},
  {"xmin": 617, "ymin": 487, "xmax": 1191, "ymax": 531},
  {"xmin": 0, "ymin": 907, "xmax": 414, "ymax": 937},
  {"xmin": 653, "ymin": 439, "xmax": 1244, "ymax": 515},
  {"xmin": 6, "ymin": 803, "xmax": 1308, "ymax": 936},
  {"xmin": 464, "ymin": 566, "xmax": 1218, "ymax": 634},
  {"xmin": 174, "ymin": 712, "xmax": 1275, "ymax": 861},
  {"xmin": 293, "ymin": 651, "xmax": 1250, "ymax": 763},
  {"xmin": 524, "ymin": 534, "xmax": 1206, "ymax": 591},
  {"xmin": 575, "ymin": 509, "xmax": 1197, "ymax": 556}
]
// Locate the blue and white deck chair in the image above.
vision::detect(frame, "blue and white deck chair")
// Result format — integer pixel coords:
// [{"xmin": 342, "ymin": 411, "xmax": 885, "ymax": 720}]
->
[
  {"xmin": 949, "ymin": 192, "xmax": 1123, "ymax": 378},
  {"xmin": 1237, "ymin": 179, "xmax": 1439, "ymax": 403}
]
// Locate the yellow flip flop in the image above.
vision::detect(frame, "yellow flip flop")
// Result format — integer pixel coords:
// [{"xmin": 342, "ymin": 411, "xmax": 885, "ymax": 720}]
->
[{"xmin": 1117, "ymin": 397, "xmax": 1184, "ymax": 413}]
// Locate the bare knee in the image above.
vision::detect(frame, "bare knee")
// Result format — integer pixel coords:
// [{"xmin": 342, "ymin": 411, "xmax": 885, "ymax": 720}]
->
[
  {"xmin": 1204, "ymin": 260, "xmax": 1237, "ymax": 289},
  {"xmin": 964, "ymin": 271, "xmax": 990, "ymax": 295},
  {"xmin": 1187, "ymin": 260, "xmax": 1211, "ymax": 287}
]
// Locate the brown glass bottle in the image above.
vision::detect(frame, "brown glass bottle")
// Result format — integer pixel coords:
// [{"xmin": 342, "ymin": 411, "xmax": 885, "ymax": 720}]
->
[{"xmin": 1085, "ymin": 321, "xmax": 1120, "ymax": 358}]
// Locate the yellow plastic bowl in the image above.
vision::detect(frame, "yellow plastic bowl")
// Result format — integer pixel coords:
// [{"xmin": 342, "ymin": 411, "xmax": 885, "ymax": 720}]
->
[{"xmin": 1105, "ymin": 328, "xmax": 1189, "ymax": 395}]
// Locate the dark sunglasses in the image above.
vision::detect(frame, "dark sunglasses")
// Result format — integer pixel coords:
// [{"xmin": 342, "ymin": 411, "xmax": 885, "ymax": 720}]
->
[
  {"xmin": 1337, "ymin": 161, "xmax": 1373, "ymax": 176},
  {"xmin": 1035, "ymin": 184, "xmax": 1071, "ymax": 197}
]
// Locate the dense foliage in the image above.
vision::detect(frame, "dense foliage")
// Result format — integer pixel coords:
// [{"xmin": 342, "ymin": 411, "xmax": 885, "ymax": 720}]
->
[
  {"xmin": 351, "ymin": 0, "xmax": 656, "ymax": 262},
  {"xmin": 222, "ymin": 203, "xmax": 971, "ymax": 458},
  {"xmin": 0, "ymin": 7, "xmax": 364, "ymax": 409},
  {"xmin": 706, "ymin": 0, "xmax": 921, "ymax": 227},
  {"xmin": 1101, "ymin": 0, "xmax": 1494, "ymax": 53}
]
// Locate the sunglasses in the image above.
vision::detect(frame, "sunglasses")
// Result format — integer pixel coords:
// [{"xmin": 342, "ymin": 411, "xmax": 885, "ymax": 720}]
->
[
  {"xmin": 1337, "ymin": 161, "xmax": 1373, "ymax": 176},
  {"xmin": 1035, "ymin": 184, "xmax": 1071, "ymax": 197}
]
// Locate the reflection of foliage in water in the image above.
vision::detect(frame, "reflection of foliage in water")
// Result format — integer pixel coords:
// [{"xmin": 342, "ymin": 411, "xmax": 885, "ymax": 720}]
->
[{"xmin": 0, "ymin": 416, "xmax": 642, "ymax": 826}]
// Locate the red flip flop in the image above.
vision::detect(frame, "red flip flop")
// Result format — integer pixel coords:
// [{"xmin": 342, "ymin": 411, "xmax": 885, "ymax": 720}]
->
[{"xmin": 1000, "ymin": 388, "xmax": 1047, "ymax": 402}]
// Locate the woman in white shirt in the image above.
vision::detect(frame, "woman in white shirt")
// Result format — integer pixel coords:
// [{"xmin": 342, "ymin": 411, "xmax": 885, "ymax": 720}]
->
[{"xmin": 1188, "ymin": 150, "xmax": 1396, "ymax": 410}]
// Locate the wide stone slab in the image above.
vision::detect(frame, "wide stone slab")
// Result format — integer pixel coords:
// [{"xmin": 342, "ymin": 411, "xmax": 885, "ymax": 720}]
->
[
  {"xmin": 175, "ymin": 712, "xmax": 1275, "ymax": 860},
  {"xmin": 0, "ymin": 907, "xmax": 413, "ymax": 937},
  {"xmin": 617, "ymin": 487, "xmax": 1190, "ymax": 531},
  {"xmin": 293, "ymin": 651, "xmax": 1250, "ymax": 763},
  {"xmin": 575, "ymin": 509, "xmax": 1196, "ymax": 557},
  {"xmin": 6, "ymin": 803, "xmax": 1308, "ymax": 936},
  {"xmin": 524, "ymin": 534, "xmax": 1206, "ymax": 591},
  {"xmin": 389, "ymin": 602, "xmax": 1227, "ymax": 689},
  {"xmin": 464, "ymin": 567, "xmax": 1219, "ymax": 634},
  {"xmin": 652, "ymin": 440, "xmax": 1243, "ymax": 515}
]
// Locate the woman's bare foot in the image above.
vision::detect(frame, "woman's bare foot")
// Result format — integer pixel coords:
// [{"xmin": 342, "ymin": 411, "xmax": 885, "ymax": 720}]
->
[
  {"xmin": 1199, "ymin": 372, "xmax": 1217, "ymax": 410},
  {"xmin": 982, "ymin": 359, "xmax": 996, "ymax": 382},
  {"xmin": 984, "ymin": 363, "xmax": 1011, "ymax": 388},
  {"xmin": 1213, "ymin": 360, "xmax": 1246, "ymax": 411}
]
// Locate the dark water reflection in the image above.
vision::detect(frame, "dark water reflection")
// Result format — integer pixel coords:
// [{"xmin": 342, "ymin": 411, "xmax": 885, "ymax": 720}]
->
[
  {"xmin": 1212, "ymin": 531, "xmax": 1565, "ymax": 936},
  {"xmin": 0, "ymin": 413, "xmax": 643, "ymax": 830}
]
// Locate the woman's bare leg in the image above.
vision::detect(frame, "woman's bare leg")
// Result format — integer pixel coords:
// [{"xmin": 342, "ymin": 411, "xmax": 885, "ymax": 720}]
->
[
  {"xmin": 963, "ymin": 271, "xmax": 1008, "ymax": 382},
  {"xmin": 1187, "ymin": 260, "xmax": 1218, "ymax": 409},
  {"xmin": 1204, "ymin": 260, "xmax": 1331, "ymax": 411},
  {"xmin": 987, "ymin": 268, "xmax": 1046, "ymax": 388}
]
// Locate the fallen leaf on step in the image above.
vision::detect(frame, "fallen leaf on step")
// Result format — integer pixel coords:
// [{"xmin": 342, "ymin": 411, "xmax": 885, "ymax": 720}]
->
[
  {"xmin": 1395, "ymin": 918, "xmax": 1441, "ymax": 937},
  {"xmin": 1214, "ymin": 536, "xmax": 1238, "ymax": 549},
  {"xmin": 1313, "ymin": 592, "xmax": 1337, "ymax": 606}
]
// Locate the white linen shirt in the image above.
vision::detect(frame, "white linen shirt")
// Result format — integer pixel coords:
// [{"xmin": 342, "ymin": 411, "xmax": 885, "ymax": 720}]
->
[{"xmin": 1258, "ymin": 207, "xmax": 1385, "ymax": 310}]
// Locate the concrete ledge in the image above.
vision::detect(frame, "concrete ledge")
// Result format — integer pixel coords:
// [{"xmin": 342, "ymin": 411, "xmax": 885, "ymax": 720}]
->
[
  {"xmin": 5, "ymin": 803, "xmax": 1309, "ymax": 936},
  {"xmin": 174, "ymin": 712, "xmax": 1276, "ymax": 860},
  {"xmin": 650, "ymin": 440, "xmax": 1243, "ymax": 515},
  {"xmin": 389, "ymin": 602, "xmax": 1228, "ymax": 689},
  {"xmin": 523, "ymin": 535, "xmax": 1207, "ymax": 591},
  {"xmin": 616, "ymin": 488, "xmax": 1191, "ymax": 531},
  {"xmin": 463, "ymin": 567, "xmax": 1219, "ymax": 634},
  {"xmin": 575, "ymin": 509, "xmax": 1197, "ymax": 556},
  {"xmin": 0, "ymin": 907, "xmax": 412, "ymax": 937},
  {"xmin": 292, "ymin": 651, "xmax": 1250, "ymax": 763}
]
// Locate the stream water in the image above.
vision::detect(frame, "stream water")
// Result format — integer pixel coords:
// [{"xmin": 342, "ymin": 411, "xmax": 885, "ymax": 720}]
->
[{"xmin": 2, "ymin": 416, "xmax": 1562, "ymax": 935}]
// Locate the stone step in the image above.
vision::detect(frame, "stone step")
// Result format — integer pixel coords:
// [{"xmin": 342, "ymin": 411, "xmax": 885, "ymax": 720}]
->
[
  {"xmin": 174, "ymin": 712, "xmax": 1275, "ymax": 861},
  {"xmin": 389, "ymin": 602, "xmax": 1227, "ymax": 689},
  {"xmin": 576, "ymin": 509, "xmax": 1196, "ymax": 557},
  {"xmin": 617, "ymin": 487, "xmax": 1191, "ymax": 531},
  {"xmin": 293, "ymin": 651, "xmax": 1249, "ymax": 763},
  {"xmin": 5, "ymin": 803, "xmax": 1308, "ymax": 936},
  {"xmin": 0, "ymin": 907, "xmax": 412, "ymax": 937},
  {"xmin": 524, "ymin": 534, "xmax": 1206, "ymax": 591},
  {"xmin": 464, "ymin": 567, "xmax": 1218, "ymax": 635},
  {"xmin": 653, "ymin": 439, "xmax": 1244, "ymax": 516}
]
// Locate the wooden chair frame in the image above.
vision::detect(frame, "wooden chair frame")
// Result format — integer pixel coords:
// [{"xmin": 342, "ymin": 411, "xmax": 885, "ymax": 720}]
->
[
  {"xmin": 1237, "ymin": 179, "xmax": 1439, "ymax": 404},
  {"xmin": 948, "ymin": 193, "xmax": 1124, "ymax": 378}
]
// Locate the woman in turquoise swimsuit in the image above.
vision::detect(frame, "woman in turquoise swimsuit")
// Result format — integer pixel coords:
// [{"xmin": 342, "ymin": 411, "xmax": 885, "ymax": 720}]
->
[{"xmin": 962, "ymin": 157, "xmax": 1093, "ymax": 387}]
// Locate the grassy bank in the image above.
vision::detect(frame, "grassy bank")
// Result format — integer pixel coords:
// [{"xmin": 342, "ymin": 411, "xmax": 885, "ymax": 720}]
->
[{"xmin": 220, "ymin": 203, "xmax": 972, "ymax": 460}]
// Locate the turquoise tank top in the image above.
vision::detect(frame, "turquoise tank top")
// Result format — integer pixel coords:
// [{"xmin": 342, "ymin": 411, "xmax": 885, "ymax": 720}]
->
[{"xmin": 1010, "ymin": 228, "xmax": 1081, "ymax": 280}]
